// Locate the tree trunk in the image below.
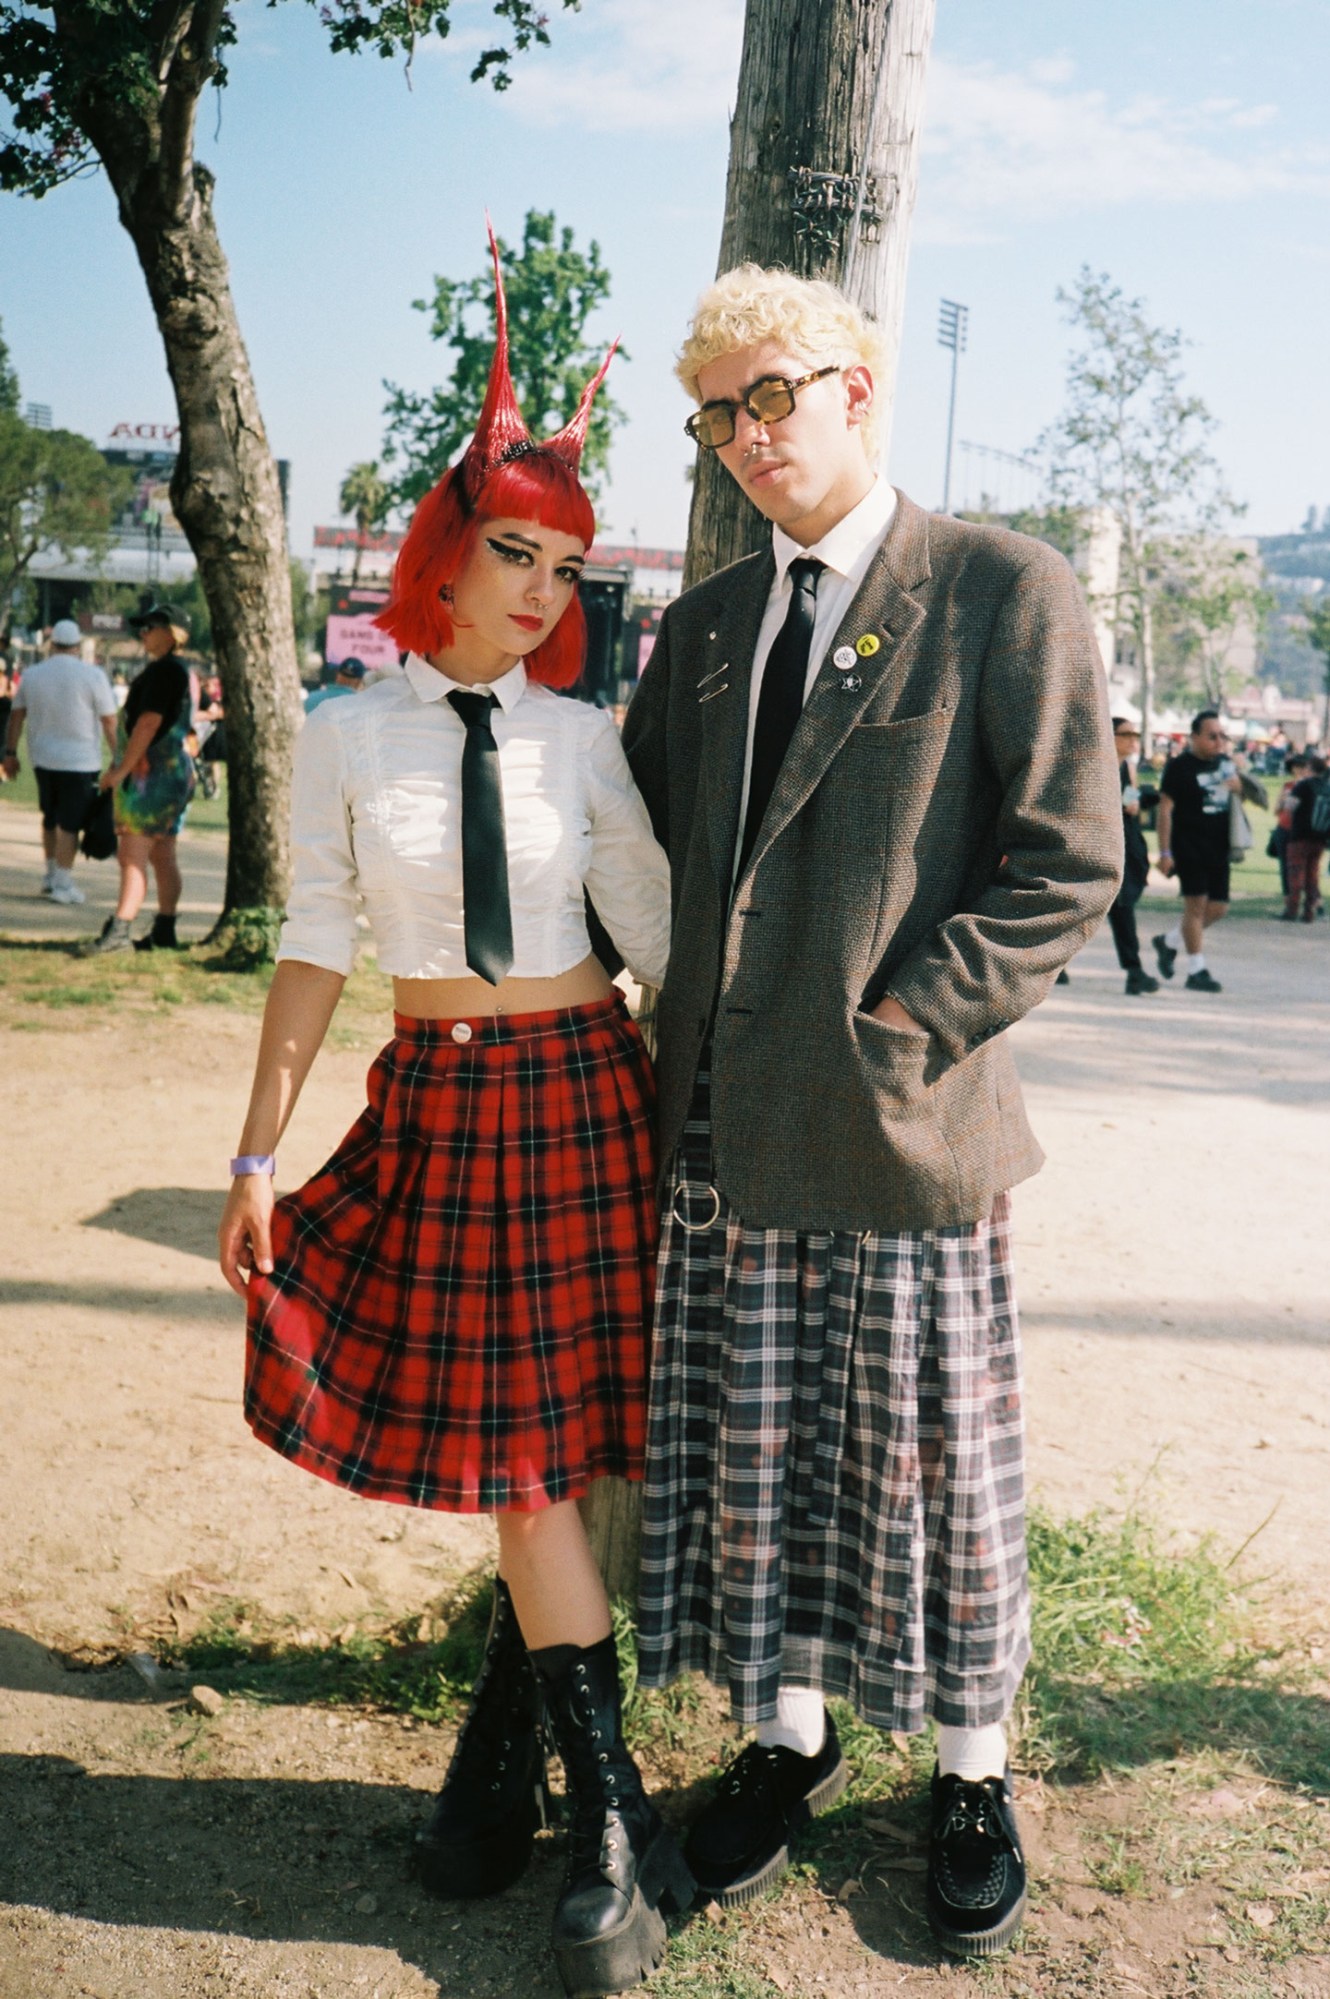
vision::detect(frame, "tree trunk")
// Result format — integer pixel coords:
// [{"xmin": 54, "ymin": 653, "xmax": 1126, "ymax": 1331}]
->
[
  {"xmin": 683, "ymin": 0, "xmax": 937, "ymax": 588},
  {"xmin": 115, "ymin": 171, "xmax": 303, "ymax": 915},
  {"xmin": 584, "ymin": 0, "xmax": 939, "ymax": 1604},
  {"xmin": 65, "ymin": 0, "xmax": 305, "ymax": 922},
  {"xmin": 1139, "ymin": 593, "xmax": 1156, "ymax": 752}
]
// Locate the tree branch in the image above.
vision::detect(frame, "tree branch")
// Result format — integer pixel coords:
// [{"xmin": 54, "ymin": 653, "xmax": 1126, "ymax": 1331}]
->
[
  {"xmin": 158, "ymin": 0, "xmax": 227, "ymax": 209},
  {"xmin": 149, "ymin": 0, "xmax": 196, "ymax": 82}
]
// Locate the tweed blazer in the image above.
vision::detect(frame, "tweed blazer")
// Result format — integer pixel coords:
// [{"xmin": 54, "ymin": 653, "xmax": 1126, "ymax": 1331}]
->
[{"xmin": 621, "ymin": 491, "xmax": 1124, "ymax": 1232}]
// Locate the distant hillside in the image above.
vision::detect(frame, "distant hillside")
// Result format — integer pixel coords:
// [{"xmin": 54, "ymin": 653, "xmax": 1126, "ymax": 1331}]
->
[
  {"xmin": 1259, "ymin": 531, "xmax": 1330, "ymax": 582},
  {"xmin": 1257, "ymin": 531, "xmax": 1327, "ymax": 698}
]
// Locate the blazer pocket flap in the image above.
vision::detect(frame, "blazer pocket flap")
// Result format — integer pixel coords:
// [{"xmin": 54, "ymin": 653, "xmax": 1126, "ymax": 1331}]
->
[{"xmin": 852, "ymin": 707, "xmax": 952, "ymax": 735}]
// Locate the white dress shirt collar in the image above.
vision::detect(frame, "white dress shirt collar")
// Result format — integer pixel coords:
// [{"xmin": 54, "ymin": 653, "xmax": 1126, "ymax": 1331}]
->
[
  {"xmin": 770, "ymin": 477, "xmax": 898, "ymax": 589},
  {"xmin": 404, "ymin": 652, "xmax": 528, "ymax": 713}
]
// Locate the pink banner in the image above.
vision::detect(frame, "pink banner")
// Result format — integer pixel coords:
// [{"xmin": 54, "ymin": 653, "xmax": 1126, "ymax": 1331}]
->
[{"xmin": 325, "ymin": 614, "xmax": 402, "ymax": 671}]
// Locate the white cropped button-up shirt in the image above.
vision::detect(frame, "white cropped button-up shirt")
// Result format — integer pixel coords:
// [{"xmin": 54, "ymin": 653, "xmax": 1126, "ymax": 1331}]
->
[{"xmin": 277, "ymin": 653, "xmax": 671, "ymax": 987}]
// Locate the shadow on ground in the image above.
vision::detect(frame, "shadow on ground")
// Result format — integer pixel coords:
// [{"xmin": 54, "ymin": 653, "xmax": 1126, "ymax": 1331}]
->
[
  {"xmin": 83, "ymin": 1188, "xmax": 225, "ymax": 1262},
  {"xmin": 0, "ymin": 1757, "xmax": 729, "ymax": 1999},
  {"xmin": 0, "ymin": 1277, "xmax": 232, "ymax": 1322}
]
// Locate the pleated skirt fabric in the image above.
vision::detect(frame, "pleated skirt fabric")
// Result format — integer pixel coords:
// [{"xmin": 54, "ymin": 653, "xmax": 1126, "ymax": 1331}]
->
[
  {"xmin": 637, "ymin": 1069, "xmax": 1030, "ymax": 1733},
  {"xmin": 245, "ymin": 995, "xmax": 658, "ymax": 1513}
]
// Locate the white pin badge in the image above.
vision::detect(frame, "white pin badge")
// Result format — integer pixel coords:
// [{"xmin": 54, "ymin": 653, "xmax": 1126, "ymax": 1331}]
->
[{"xmin": 833, "ymin": 645, "xmax": 857, "ymax": 671}]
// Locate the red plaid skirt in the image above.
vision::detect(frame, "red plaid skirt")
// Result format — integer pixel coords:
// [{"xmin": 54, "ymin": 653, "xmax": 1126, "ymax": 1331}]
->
[{"xmin": 244, "ymin": 995, "xmax": 657, "ymax": 1512}]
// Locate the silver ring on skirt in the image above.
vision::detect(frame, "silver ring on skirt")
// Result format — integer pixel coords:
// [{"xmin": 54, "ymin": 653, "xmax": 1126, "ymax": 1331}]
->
[{"xmin": 671, "ymin": 1179, "xmax": 722, "ymax": 1233}]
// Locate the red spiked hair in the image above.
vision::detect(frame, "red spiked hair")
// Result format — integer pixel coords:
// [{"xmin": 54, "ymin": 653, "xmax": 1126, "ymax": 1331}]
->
[{"xmin": 376, "ymin": 220, "xmax": 616, "ymax": 692}]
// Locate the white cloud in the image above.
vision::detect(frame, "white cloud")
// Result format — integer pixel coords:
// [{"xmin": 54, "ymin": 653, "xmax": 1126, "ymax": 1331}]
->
[
  {"xmin": 494, "ymin": 0, "xmax": 746, "ymax": 133},
  {"xmin": 1029, "ymin": 56, "xmax": 1076, "ymax": 87},
  {"xmin": 917, "ymin": 57, "xmax": 1330, "ymax": 241}
]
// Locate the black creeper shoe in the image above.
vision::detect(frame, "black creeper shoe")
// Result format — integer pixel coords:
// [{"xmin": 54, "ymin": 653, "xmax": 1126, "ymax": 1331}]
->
[
  {"xmin": 1151, "ymin": 932, "xmax": 1177, "ymax": 979},
  {"xmin": 1184, "ymin": 968, "xmax": 1222, "ymax": 992},
  {"xmin": 684, "ymin": 1714, "xmax": 849, "ymax": 1907},
  {"xmin": 926, "ymin": 1765, "xmax": 1027, "ymax": 1959},
  {"xmin": 1124, "ymin": 967, "xmax": 1159, "ymax": 995}
]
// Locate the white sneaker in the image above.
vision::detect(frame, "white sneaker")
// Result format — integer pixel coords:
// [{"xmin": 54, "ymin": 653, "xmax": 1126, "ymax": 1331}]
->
[{"xmin": 49, "ymin": 877, "xmax": 87, "ymax": 905}]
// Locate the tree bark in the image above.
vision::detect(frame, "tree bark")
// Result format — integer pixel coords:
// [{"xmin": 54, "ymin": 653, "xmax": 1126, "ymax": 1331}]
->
[
  {"xmin": 126, "ymin": 179, "xmax": 303, "ymax": 914},
  {"xmin": 63, "ymin": 2, "xmax": 303, "ymax": 917},
  {"xmin": 583, "ymin": 0, "xmax": 939, "ymax": 1605},
  {"xmin": 683, "ymin": 0, "xmax": 937, "ymax": 588}
]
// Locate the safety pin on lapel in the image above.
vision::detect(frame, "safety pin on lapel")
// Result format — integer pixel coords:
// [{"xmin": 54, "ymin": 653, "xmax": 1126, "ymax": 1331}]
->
[{"xmin": 697, "ymin": 661, "xmax": 730, "ymax": 702}]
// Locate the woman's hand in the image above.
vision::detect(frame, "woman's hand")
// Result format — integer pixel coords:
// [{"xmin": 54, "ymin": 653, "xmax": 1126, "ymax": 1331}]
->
[{"xmin": 219, "ymin": 1174, "xmax": 276, "ymax": 1297}]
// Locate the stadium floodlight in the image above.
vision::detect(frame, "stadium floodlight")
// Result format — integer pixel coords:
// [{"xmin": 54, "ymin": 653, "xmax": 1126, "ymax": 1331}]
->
[{"xmin": 937, "ymin": 300, "xmax": 969, "ymax": 512}]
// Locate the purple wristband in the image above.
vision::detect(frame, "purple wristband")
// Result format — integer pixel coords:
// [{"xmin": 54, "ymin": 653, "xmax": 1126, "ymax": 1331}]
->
[{"xmin": 230, "ymin": 1153, "xmax": 276, "ymax": 1176}]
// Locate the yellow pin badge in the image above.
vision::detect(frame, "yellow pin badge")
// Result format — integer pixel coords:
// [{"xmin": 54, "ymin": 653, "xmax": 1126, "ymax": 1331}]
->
[{"xmin": 855, "ymin": 633, "xmax": 881, "ymax": 658}]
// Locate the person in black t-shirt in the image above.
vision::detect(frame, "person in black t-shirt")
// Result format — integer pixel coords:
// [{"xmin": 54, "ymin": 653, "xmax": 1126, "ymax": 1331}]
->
[
  {"xmin": 82, "ymin": 603, "xmax": 196, "ymax": 955},
  {"xmin": 1151, "ymin": 709, "xmax": 1240, "ymax": 994}
]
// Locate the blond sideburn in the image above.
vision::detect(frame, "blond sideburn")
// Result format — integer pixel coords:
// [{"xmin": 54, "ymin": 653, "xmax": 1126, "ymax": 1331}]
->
[{"xmin": 676, "ymin": 263, "xmax": 890, "ymax": 463}]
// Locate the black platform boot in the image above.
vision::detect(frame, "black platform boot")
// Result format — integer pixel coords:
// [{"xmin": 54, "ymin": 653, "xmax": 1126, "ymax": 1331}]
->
[
  {"xmin": 536, "ymin": 1634, "xmax": 694, "ymax": 1999},
  {"xmin": 414, "ymin": 1578, "xmax": 549, "ymax": 1898}
]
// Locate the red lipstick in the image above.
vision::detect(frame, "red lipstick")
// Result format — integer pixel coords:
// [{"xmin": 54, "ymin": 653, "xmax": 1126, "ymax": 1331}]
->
[{"xmin": 510, "ymin": 614, "xmax": 544, "ymax": 632}]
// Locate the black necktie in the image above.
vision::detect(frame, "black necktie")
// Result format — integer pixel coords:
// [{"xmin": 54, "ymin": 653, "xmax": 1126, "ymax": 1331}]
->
[
  {"xmin": 448, "ymin": 689, "xmax": 514, "ymax": 986},
  {"xmin": 738, "ymin": 556, "xmax": 825, "ymax": 878}
]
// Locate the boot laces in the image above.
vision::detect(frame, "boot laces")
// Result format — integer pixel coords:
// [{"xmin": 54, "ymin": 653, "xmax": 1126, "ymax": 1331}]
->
[{"xmin": 444, "ymin": 1606, "xmax": 533, "ymax": 1788}]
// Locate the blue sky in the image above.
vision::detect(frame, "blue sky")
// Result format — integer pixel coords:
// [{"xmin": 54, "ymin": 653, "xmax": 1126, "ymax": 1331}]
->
[{"xmin": 2, "ymin": 0, "xmax": 1327, "ymax": 556}]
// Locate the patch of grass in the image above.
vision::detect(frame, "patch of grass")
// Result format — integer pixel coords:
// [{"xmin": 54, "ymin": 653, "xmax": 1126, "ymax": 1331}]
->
[
  {"xmin": 648, "ymin": 1913, "xmax": 783, "ymax": 1999},
  {"xmin": 0, "ymin": 936, "xmax": 393, "ymax": 1038},
  {"xmin": 1089, "ymin": 1831, "xmax": 1146, "ymax": 1897},
  {"xmin": 1016, "ymin": 1505, "xmax": 1287, "ymax": 1780},
  {"xmin": 38, "ymin": 981, "xmax": 117, "ymax": 1007},
  {"xmin": 161, "ymin": 1570, "xmax": 494, "ymax": 1721}
]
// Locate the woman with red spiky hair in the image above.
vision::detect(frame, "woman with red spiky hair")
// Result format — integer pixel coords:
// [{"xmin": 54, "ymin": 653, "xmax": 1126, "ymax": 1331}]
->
[{"xmin": 217, "ymin": 226, "xmax": 689, "ymax": 1995}]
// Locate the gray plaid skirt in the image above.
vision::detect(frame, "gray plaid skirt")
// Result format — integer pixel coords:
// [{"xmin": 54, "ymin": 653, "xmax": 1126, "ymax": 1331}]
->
[{"xmin": 637, "ymin": 1070, "xmax": 1030, "ymax": 1734}]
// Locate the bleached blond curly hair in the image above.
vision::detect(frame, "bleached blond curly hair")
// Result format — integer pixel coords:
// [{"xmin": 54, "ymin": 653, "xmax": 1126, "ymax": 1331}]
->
[{"xmin": 676, "ymin": 264, "xmax": 889, "ymax": 462}]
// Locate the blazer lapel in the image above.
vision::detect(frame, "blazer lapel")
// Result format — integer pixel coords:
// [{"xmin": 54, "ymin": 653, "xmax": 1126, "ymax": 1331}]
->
[
  {"xmin": 739, "ymin": 496, "xmax": 932, "ymax": 886},
  {"xmin": 699, "ymin": 549, "xmax": 773, "ymax": 899}
]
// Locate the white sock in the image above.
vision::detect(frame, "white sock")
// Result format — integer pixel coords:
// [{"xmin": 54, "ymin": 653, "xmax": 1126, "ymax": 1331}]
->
[
  {"xmin": 43, "ymin": 857, "xmax": 56, "ymax": 883},
  {"xmin": 936, "ymin": 1720, "xmax": 1008, "ymax": 1782},
  {"xmin": 51, "ymin": 865, "xmax": 73, "ymax": 890},
  {"xmin": 1165, "ymin": 925, "xmax": 1184, "ymax": 950},
  {"xmin": 756, "ymin": 1686, "xmax": 825, "ymax": 1758},
  {"xmin": 1187, "ymin": 953, "xmax": 1206, "ymax": 974}
]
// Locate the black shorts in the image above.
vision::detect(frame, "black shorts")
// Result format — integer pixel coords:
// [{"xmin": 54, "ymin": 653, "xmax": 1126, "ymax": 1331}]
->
[
  {"xmin": 1173, "ymin": 842, "xmax": 1230, "ymax": 903},
  {"xmin": 35, "ymin": 767, "xmax": 99, "ymax": 836}
]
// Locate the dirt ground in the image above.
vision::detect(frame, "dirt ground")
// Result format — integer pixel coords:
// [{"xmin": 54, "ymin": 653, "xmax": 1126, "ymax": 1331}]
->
[{"xmin": 1, "ymin": 799, "xmax": 1328, "ymax": 1998}]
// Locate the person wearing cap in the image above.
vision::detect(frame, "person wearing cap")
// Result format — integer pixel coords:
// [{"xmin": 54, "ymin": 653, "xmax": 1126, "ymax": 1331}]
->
[
  {"xmin": 83, "ymin": 602, "xmax": 195, "ymax": 954},
  {"xmin": 2, "ymin": 620, "xmax": 117, "ymax": 905},
  {"xmin": 304, "ymin": 655, "xmax": 369, "ymax": 712}
]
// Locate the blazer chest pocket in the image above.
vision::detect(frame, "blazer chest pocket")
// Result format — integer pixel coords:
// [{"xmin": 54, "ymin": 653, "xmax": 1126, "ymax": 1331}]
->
[
  {"xmin": 851, "ymin": 707, "xmax": 952, "ymax": 736},
  {"xmin": 840, "ymin": 707, "xmax": 952, "ymax": 788}
]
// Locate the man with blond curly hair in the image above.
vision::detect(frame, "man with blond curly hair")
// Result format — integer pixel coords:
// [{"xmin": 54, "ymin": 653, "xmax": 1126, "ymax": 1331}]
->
[{"xmin": 622, "ymin": 264, "xmax": 1122, "ymax": 1959}]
